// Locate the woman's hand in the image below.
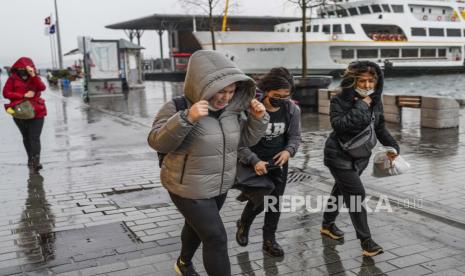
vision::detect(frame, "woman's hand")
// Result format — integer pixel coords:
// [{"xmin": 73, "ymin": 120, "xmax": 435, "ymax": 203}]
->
[
  {"xmin": 254, "ymin": 161, "xmax": 268, "ymax": 176},
  {"xmin": 273, "ymin": 150, "xmax": 290, "ymax": 166},
  {"xmin": 186, "ymin": 100, "xmax": 209, "ymax": 123},
  {"xmin": 26, "ymin": 66, "xmax": 36, "ymax": 77},
  {"xmin": 386, "ymin": 151, "xmax": 398, "ymax": 167},
  {"xmin": 362, "ymin": 96, "xmax": 372, "ymax": 106},
  {"xmin": 24, "ymin": 91, "xmax": 35, "ymax": 98},
  {"xmin": 249, "ymin": 99, "xmax": 266, "ymax": 119}
]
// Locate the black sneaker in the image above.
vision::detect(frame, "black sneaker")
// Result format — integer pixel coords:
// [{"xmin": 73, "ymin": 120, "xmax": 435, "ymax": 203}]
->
[
  {"xmin": 263, "ymin": 239, "xmax": 284, "ymax": 257},
  {"xmin": 236, "ymin": 220, "xmax": 251, "ymax": 247},
  {"xmin": 361, "ymin": 238, "xmax": 384, "ymax": 257},
  {"xmin": 320, "ymin": 223, "xmax": 344, "ymax": 240},
  {"xmin": 174, "ymin": 258, "xmax": 200, "ymax": 276}
]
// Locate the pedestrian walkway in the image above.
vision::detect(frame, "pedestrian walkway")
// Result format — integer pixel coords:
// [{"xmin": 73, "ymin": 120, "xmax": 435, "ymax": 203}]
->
[{"xmin": 1, "ymin": 81, "xmax": 465, "ymax": 275}]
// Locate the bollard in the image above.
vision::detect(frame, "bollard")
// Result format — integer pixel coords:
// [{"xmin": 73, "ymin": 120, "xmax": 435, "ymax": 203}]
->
[
  {"xmin": 318, "ymin": 89, "xmax": 330, "ymax": 115},
  {"xmin": 421, "ymin": 96, "xmax": 460, "ymax": 128},
  {"xmin": 382, "ymin": 94, "xmax": 402, "ymax": 124}
]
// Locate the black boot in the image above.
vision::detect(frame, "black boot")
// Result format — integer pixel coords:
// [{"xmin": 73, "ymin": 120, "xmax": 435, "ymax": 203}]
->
[
  {"xmin": 174, "ymin": 257, "xmax": 200, "ymax": 276},
  {"xmin": 263, "ymin": 239, "xmax": 284, "ymax": 257},
  {"xmin": 236, "ymin": 219, "xmax": 251, "ymax": 247},
  {"xmin": 31, "ymin": 155, "xmax": 43, "ymax": 171}
]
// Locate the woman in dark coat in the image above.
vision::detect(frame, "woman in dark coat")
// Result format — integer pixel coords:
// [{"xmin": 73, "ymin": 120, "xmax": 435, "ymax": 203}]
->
[
  {"xmin": 321, "ymin": 61, "xmax": 399, "ymax": 257},
  {"xmin": 3, "ymin": 57, "xmax": 47, "ymax": 171}
]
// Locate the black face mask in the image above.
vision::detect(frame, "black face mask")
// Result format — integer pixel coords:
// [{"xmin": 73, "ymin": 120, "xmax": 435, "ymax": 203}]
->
[
  {"xmin": 268, "ymin": 96, "xmax": 288, "ymax": 108},
  {"xmin": 16, "ymin": 69, "xmax": 29, "ymax": 80}
]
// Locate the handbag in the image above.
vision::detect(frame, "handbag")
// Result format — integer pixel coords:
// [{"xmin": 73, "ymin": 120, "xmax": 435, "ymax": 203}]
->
[
  {"xmin": 338, "ymin": 112, "xmax": 377, "ymax": 158},
  {"xmin": 10, "ymin": 100, "xmax": 35, "ymax": 120},
  {"xmin": 233, "ymin": 162, "xmax": 275, "ymax": 207}
]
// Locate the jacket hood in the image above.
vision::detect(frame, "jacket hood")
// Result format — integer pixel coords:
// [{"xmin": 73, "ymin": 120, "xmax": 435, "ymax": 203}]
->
[
  {"xmin": 339, "ymin": 61, "xmax": 384, "ymax": 103},
  {"xmin": 183, "ymin": 50, "xmax": 255, "ymax": 112},
  {"xmin": 11, "ymin": 57, "xmax": 36, "ymax": 70}
]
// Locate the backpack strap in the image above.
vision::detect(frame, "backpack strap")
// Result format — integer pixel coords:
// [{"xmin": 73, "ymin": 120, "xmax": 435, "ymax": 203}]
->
[{"xmin": 173, "ymin": 96, "xmax": 188, "ymax": 112}]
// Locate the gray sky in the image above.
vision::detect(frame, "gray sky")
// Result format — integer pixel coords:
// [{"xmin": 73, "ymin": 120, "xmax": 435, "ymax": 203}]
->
[{"xmin": 0, "ymin": 0, "xmax": 300, "ymax": 69}]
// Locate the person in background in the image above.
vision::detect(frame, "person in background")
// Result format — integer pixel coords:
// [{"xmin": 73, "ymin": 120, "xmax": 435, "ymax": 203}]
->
[{"xmin": 3, "ymin": 57, "xmax": 47, "ymax": 171}]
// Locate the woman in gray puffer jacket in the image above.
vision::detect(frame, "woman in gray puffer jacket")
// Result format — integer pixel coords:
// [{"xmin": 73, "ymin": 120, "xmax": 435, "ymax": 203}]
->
[{"xmin": 148, "ymin": 50, "xmax": 269, "ymax": 276}]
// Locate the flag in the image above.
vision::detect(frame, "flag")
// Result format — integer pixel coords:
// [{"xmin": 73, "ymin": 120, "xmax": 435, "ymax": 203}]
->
[
  {"xmin": 49, "ymin": 24, "xmax": 56, "ymax": 34},
  {"xmin": 44, "ymin": 16, "xmax": 51, "ymax": 25}
]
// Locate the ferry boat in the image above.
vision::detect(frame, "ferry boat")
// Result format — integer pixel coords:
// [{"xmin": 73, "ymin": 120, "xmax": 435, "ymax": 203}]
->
[{"xmin": 192, "ymin": 0, "xmax": 465, "ymax": 75}]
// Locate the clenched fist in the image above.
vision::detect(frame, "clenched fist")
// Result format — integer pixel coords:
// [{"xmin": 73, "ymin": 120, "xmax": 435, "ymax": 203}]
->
[
  {"xmin": 186, "ymin": 100, "xmax": 209, "ymax": 123},
  {"xmin": 250, "ymin": 99, "xmax": 266, "ymax": 119}
]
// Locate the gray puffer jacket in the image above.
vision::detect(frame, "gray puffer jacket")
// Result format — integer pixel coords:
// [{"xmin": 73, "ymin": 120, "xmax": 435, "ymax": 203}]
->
[{"xmin": 148, "ymin": 50, "xmax": 269, "ymax": 199}]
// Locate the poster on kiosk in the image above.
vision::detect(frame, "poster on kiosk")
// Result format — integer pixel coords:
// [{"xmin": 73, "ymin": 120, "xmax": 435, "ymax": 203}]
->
[{"xmin": 80, "ymin": 37, "xmax": 123, "ymax": 96}]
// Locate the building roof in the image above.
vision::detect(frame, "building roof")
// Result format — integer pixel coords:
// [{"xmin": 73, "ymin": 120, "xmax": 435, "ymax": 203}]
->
[
  {"xmin": 105, "ymin": 14, "xmax": 299, "ymax": 31},
  {"xmin": 64, "ymin": 39, "xmax": 144, "ymax": 56}
]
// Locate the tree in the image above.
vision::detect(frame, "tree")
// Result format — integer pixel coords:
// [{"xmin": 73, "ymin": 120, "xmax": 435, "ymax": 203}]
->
[
  {"xmin": 180, "ymin": 0, "xmax": 239, "ymax": 50},
  {"xmin": 287, "ymin": 0, "xmax": 328, "ymax": 77}
]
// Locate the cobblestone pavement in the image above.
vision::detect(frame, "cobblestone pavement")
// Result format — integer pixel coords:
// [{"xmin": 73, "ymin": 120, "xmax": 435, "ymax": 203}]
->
[{"xmin": 1, "ymin": 80, "xmax": 465, "ymax": 275}]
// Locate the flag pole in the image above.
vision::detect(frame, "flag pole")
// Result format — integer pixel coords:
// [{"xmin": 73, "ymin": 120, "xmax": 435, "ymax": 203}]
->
[{"xmin": 54, "ymin": 0, "xmax": 64, "ymax": 69}]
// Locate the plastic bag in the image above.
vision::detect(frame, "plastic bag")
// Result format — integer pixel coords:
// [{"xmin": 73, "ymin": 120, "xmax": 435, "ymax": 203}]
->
[{"xmin": 373, "ymin": 147, "xmax": 410, "ymax": 177}]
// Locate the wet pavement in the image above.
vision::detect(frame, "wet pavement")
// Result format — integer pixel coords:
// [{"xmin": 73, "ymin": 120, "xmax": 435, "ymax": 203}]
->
[{"xmin": 1, "ymin": 79, "xmax": 465, "ymax": 275}]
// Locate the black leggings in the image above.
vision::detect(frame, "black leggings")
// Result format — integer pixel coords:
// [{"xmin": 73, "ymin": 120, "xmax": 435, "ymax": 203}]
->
[
  {"xmin": 240, "ymin": 165, "xmax": 288, "ymax": 240},
  {"xmin": 323, "ymin": 167, "xmax": 371, "ymax": 241},
  {"xmin": 13, "ymin": 118, "xmax": 44, "ymax": 161},
  {"xmin": 169, "ymin": 192, "xmax": 230, "ymax": 276}
]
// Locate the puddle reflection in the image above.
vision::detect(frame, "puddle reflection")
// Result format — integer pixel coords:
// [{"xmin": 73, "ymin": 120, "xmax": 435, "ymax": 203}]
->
[{"xmin": 19, "ymin": 172, "xmax": 55, "ymax": 264}]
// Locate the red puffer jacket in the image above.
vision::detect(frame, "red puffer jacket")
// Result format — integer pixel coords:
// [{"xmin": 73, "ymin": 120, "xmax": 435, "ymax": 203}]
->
[{"xmin": 3, "ymin": 57, "xmax": 47, "ymax": 118}]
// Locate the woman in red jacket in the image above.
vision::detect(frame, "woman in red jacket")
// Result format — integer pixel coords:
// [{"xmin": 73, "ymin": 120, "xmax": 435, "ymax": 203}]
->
[{"xmin": 3, "ymin": 57, "xmax": 47, "ymax": 171}]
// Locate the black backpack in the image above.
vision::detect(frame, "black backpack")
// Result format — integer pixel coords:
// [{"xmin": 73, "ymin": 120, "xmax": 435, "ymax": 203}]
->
[{"xmin": 157, "ymin": 96, "xmax": 188, "ymax": 168}]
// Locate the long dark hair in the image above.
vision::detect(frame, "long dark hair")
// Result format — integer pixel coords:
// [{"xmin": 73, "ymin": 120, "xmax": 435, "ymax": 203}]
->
[{"xmin": 257, "ymin": 67, "xmax": 294, "ymax": 93}]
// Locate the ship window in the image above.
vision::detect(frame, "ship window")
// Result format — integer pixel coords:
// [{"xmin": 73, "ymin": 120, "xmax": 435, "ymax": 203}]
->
[
  {"xmin": 295, "ymin": 27, "xmax": 299, "ymax": 32},
  {"xmin": 443, "ymin": 9, "xmax": 446, "ymax": 15},
  {"xmin": 306, "ymin": 25, "xmax": 311, "ymax": 32},
  {"xmin": 438, "ymin": 49, "xmax": 447, "ymax": 57},
  {"xmin": 359, "ymin": 6, "xmax": 371, "ymax": 14},
  {"xmin": 429, "ymin": 28, "xmax": 445, "ymax": 36},
  {"xmin": 357, "ymin": 49, "xmax": 378, "ymax": 58},
  {"xmin": 342, "ymin": 49, "xmax": 355, "ymax": 59},
  {"xmin": 392, "ymin": 5, "xmax": 404, "ymax": 13},
  {"xmin": 313, "ymin": 25, "xmax": 320, "ymax": 32},
  {"xmin": 447, "ymin": 28, "xmax": 461, "ymax": 37},
  {"xmin": 345, "ymin": 24, "xmax": 355, "ymax": 34},
  {"xmin": 429, "ymin": 9, "xmax": 432, "ymax": 14},
  {"xmin": 371, "ymin": 5, "xmax": 381, "ymax": 13},
  {"xmin": 333, "ymin": 24, "xmax": 343, "ymax": 34},
  {"xmin": 371, "ymin": 5, "xmax": 382, "ymax": 13},
  {"xmin": 381, "ymin": 49, "xmax": 400, "ymax": 58},
  {"xmin": 411, "ymin": 27, "xmax": 427, "ymax": 36},
  {"xmin": 323, "ymin": 24, "xmax": 331, "ymax": 34},
  {"xmin": 410, "ymin": 7, "xmax": 414, "ymax": 13},
  {"xmin": 421, "ymin": 49, "xmax": 436, "ymax": 57},
  {"xmin": 402, "ymin": 48, "xmax": 418, "ymax": 57},
  {"xmin": 328, "ymin": 11, "xmax": 335, "ymax": 17},
  {"xmin": 336, "ymin": 9, "xmax": 348, "ymax": 17},
  {"xmin": 382, "ymin": 4, "xmax": 391, "ymax": 12},
  {"xmin": 348, "ymin": 7, "xmax": 359, "ymax": 16},
  {"xmin": 422, "ymin": 7, "xmax": 425, "ymax": 12}
]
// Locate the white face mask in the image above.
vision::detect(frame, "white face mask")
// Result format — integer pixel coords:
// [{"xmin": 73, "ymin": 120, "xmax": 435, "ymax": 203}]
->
[
  {"xmin": 208, "ymin": 104, "xmax": 221, "ymax": 112},
  {"xmin": 355, "ymin": 87, "xmax": 375, "ymax": 98}
]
